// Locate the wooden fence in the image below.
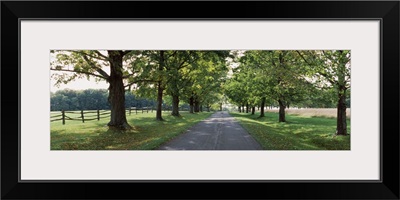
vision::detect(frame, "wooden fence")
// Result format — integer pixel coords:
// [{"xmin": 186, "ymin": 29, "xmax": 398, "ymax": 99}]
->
[
  {"xmin": 51, "ymin": 107, "xmax": 154, "ymax": 125},
  {"xmin": 51, "ymin": 107, "xmax": 192, "ymax": 125}
]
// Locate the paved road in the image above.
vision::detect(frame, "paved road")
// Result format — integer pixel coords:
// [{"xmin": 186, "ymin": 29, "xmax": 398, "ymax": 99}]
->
[{"xmin": 158, "ymin": 111, "xmax": 262, "ymax": 150}]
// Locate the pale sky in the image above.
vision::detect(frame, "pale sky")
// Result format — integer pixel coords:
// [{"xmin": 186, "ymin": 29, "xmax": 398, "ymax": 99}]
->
[{"xmin": 50, "ymin": 76, "xmax": 109, "ymax": 92}]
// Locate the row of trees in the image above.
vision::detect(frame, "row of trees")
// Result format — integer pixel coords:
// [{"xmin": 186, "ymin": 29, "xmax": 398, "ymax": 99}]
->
[
  {"xmin": 225, "ymin": 50, "xmax": 350, "ymax": 135},
  {"xmin": 51, "ymin": 50, "xmax": 230, "ymax": 129},
  {"xmin": 51, "ymin": 50, "xmax": 350, "ymax": 135},
  {"xmin": 50, "ymin": 89, "xmax": 156, "ymax": 111}
]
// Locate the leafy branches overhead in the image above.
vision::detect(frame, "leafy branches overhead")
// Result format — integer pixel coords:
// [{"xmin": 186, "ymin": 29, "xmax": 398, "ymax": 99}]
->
[
  {"xmin": 51, "ymin": 50, "xmax": 143, "ymax": 87},
  {"xmin": 51, "ymin": 49, "xmax": 350, "ymax": 133}
]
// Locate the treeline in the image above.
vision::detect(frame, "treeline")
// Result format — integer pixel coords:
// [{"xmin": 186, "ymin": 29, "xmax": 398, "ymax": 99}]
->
[
  {"xmin": 51, "ymin": 89, "xmax": 156, "ymax": 111},
  {"xmin": 225, "ymin": 50, "xmax": 351, "ymax": 135},
  {"xmin": 262, "ymin": 87, "xmax": 350, "ymax": 109}
]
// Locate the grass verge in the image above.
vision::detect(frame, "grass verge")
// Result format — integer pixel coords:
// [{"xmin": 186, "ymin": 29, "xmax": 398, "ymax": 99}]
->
[
  {"xmin": 231, "ymin": 111, "xmax": 350, "ymax": 150},
  {"xmin": 51, "ymin": 111, "xmax": 213, "ymax": 150}
]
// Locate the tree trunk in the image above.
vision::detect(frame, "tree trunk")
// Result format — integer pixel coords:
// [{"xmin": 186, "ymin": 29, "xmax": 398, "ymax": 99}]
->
[
  {"xmin": 156, "ymin": 81, "xmax": 164, "ymax": 121},
  {"xmin": 171, "ymin": 94, "xmax": 180, "ymax": 116},
  {"xmin": 107, "ymin": 51, "xmax": 131, "ymax": 130},
  {"xmin": 336, "ymin": 87, "xmax": 347, "ymax": 135},
  {"xmin": 251, "ymin": 106, "xmax": 255, "ymax": 115},
  {"xmin": 336, "ymin": 53, "xmax": 348, "ymax": 136},
  {"xmin": 278, "ymin": 99, "xmax": 286, "ymax": 122},
  {"xmin": 220, "ymin": 103, "xmax": 223, "ymax": 111},
  {"xmin": 207, "ymin": 106, "xmax": 210, "ymax": 112},
  {"xmin": 259, "ymin": 97, "xmax": 266, "ymax": 117},
  {"xmin": 200, "ymin": 105, "xmax": 203, "ymax": 112},
  {"xmin": 238, "ymin": 106, "xmax": 241, "ymax": 113},
  {"xmin": 246, "ymin": 103, "xmax": 249, "ymax": 113},
  {"xmin": 156, "ymin": 51, "xmax": 165, "ymax": 121},
  {"xmin": 194, "ymin": 100, "xmax": 200, "ymax": 112},
  {"xmin": 189, "ymin": 95, "xmax": 194, "ymax": 114}
]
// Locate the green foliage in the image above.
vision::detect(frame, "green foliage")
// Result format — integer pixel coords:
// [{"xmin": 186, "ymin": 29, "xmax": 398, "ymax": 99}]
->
[
  {"xmin": 231, "ymin": 112, "xmax": 350, "ymax": 150},
  {"xmin": 50, "ymin": 89, "xmax": 155, "ymax": 111},
  {"xmin": 51, "ymin": 50, "xmax": 142, "ymax": 87},
  {"xmin": 180, "ymin": 51, "xmax": 229, "ymax": 107},
  {"xmin": 225, "ymin": 50, "xmax": 351, "ymax": 110}
]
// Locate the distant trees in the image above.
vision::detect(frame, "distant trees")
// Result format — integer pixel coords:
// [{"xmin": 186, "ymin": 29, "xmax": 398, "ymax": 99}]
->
[
  {"xmin": 226, "ymin": 50, "xmax": 312, "ymax": 121},
  {"xmin": 50, "ymin": 89, "xmax": 156, "ymax": 111}
]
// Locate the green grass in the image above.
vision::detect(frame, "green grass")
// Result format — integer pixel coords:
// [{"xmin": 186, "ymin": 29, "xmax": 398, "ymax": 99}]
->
[
  {"xmin": 231, "ymin": 111, "xmax": 350, "ymax": 150},
  {"xmin": 51, "ymin": 111, "xmax": 213, "ymax": 150}
]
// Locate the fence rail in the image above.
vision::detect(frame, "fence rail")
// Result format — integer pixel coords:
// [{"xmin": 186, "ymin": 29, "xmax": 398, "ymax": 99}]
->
[
  {"xmin": 51, "ymin": 107, "xmax": 192, "ymax": 125},
  {"xmin": 50, "ymin": 109, "xmax": 112, "ymax": 125}
]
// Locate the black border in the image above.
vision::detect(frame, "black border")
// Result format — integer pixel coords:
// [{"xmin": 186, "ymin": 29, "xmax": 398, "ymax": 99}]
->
[{"xmin": 2, "ymin": 1, "xmax": 399, "ymax": 199}]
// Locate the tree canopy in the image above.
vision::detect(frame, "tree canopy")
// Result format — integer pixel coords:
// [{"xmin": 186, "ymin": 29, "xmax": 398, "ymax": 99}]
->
[{"xmin": 51, "ymin": 50, "xmax": 350, "ymax": 134}]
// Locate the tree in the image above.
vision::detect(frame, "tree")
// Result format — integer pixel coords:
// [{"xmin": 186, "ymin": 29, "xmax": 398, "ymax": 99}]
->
[
  {"xmin": 51, "ymin": 50, "xmax": 141, "ymax": 130},
  {"xmin": 237, "ymin": 50, "xmax": 310, "ymax": 121},
  {"xmin": 130, "ymin": 50, "xmax": 166, "ymax": 121},
  {"xmin": 160, "ymin": 51, "xmax": 198, "ymax": 117},
  {"xmin": 224, "ymin": 74, "xmax": 251, "ymax": 114},
  {"xmin": 296, "ymin": 50, "xmax": 351, "ymax": 135},
  {"xmin": 180, "ymin": 51, "xmax": 229, "ymax": 114}
]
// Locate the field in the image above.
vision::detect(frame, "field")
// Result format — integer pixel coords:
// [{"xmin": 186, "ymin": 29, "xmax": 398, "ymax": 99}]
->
[
  {"xmin": 51, "ymin": 111, "xmax": 212, "ymax": 150},
  {"xmin": 266, "ymin": 108, "xmax": 351, "ymax": 118},
  {"xmin": 231, "ymin": 110, "xmax": 351, "ymax": 150}
]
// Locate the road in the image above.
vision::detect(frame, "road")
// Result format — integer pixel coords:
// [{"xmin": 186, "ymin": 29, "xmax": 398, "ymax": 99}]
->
[{"xmin": 157, "ymin": 111, "xmax": 262, "ymax": 150}]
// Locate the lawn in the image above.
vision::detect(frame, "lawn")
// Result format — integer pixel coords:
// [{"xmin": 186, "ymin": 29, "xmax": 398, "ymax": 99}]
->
[
  {"xmin": 231, "ymin": 111, "xmax": 350, "ymax": 150},
  {"xmin": 51, "ymin": 111, "xmax": 213, "ymax": 150}
]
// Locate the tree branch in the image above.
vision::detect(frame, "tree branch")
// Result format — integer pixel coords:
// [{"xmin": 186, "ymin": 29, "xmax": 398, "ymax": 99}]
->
[
  {"xmin": 93, "ymin": 50, "xmax": 108, "ymax": 60},
  {"xmin": 296, "ymin": 50, "xmax": 313, "ymax": 66},
  {"xmin": 70, "ymin": 50, "xmax": 108, "ymax": 61},
  {"xmin": 122, "ymin": 70, "xmax": 141, "ymax": 79},
  {"xmin": 122, "ymin": 50, "xmax": 133, "ymax": 56},
  {"xmin": 82, "ymin": 55, "xmax": 110, "ymax": 79},
  {"xmin": 50, "ymin": 68, "xmax": 107, "ymax": 80}
]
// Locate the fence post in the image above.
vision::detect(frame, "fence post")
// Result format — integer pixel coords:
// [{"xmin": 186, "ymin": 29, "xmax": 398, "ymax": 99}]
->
[
  {"xmin": 129, "ymin": 107, "xmax": 131, "ymax": 115},
  {"xmin": 142, "ymin": 108, "xmax": 144, "ymax": 113},
  {"xmin": 136, "ymin": 108, "xmax": 137, "ymax": 114},
  {"xmin": 97, "ymin": 110, "xmax": 100, "ymax": 121},
  {"xmin": 81, "ymin": 110, "xmax": 85, "ymax": 123},
  {"xmin": 62, "ymin": 110, "xmax": 65, "ymax": 125}
]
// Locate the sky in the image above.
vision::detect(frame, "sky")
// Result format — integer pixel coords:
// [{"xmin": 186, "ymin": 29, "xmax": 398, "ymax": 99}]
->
[{"xmin": 50, "ymin": 76, "xmax": 109, "ymax": 92}]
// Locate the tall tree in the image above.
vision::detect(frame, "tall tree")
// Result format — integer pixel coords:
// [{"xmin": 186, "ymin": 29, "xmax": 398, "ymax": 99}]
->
[
  {"xmin": 51, "ymin": 50, "xmax": 139, "ymax": 130},
  {"xmin": 235, "ymin": 50, "xmax": 311, "ymax": 121},
  {"xmin": 131, "ymin": 50, "xmax": 166, "ymax": 121},
  {"xmin": 296, "ymin": 50, "xmax": 351, "ymax": 135},
  {"xmin": 162, "ymin": 51, "xmax": 197, "ymax": 116}
]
